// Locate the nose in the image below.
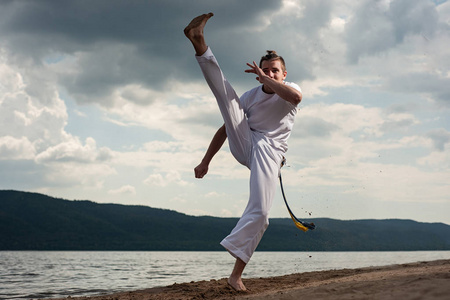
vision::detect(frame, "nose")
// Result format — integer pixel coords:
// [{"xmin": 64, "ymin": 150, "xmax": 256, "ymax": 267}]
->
[{"xmin": 268, "ymin": 71, "xmax": 274, "ymax": 78}]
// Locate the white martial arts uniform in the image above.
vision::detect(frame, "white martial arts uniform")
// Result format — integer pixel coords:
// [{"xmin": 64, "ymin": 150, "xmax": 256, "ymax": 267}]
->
[{"xmin": 196, "ymin": 48, "xmax": 301, "ymax": 264}]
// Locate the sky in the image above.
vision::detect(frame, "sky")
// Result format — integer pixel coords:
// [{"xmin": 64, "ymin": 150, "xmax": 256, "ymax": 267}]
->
[{"xmin": 0, "ymin": 0, "xmax": 449, "ymax": 225}]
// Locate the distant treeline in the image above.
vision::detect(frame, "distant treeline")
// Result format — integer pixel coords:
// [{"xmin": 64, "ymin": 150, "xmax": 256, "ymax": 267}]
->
[{"xmin": 1, "ymin": 190, "xmax": 449, "ymax": 251}]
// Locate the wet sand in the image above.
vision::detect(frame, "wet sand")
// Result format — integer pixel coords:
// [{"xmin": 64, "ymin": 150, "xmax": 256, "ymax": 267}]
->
[{"xmin": 49, "ymin": 259, "xmax": 450, "ymax": 300}]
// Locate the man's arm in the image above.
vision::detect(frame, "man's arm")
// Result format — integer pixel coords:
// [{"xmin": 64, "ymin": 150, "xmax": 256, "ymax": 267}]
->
[
  {"xmin": 194, "ymin": 124, "xmax": 227, "ymax": 178},
  {"xmin": 245, "ymin": 62, "xmax": 302, "ymax": 106},
  {"xmin": 259, "ymin": 76, "xmax": 302, "ymax": 106}
]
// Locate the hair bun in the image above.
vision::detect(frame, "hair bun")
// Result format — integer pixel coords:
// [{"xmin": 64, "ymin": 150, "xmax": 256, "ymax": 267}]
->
[{"xmin": 259, "ymin": 50, "xmax": 286, "ymax": 70}]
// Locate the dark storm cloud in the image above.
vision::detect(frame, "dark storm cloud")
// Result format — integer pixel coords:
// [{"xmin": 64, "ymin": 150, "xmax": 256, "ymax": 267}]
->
[
  {"xmin": 0, "ymin": 0, "xmax": 281, "ymax": 53},
  {"xmin": 0, "ymin": 0, "xmax": 283, "ymax": 104}
]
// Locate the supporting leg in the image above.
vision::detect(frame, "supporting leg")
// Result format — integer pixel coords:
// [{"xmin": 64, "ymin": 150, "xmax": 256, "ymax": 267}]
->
[
  {"xmin": 220, "ymin": 137, "xmax": 282, "ymax": 290},
  {"xmin": 228, "ymin": 258, "xmax": 247, "ymax": 291}
]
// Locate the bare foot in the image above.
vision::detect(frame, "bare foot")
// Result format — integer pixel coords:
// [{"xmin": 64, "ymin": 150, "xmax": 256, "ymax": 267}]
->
[
  {"xmin": 184, "ymin": 12, "xmax": 214, "ymax": 39},
  {"xmin": 228, "ymin": 277, "xmax": 247, "ymax": 292},
  {"xmin": 184, "ymin": 13, "xmax": 213, "ymax": 55}
]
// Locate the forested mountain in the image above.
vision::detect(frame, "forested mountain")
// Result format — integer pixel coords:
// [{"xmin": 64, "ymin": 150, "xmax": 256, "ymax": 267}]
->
[{"xmin": 1, "ymin": 190, "xmax": 449, "ymax": 251}]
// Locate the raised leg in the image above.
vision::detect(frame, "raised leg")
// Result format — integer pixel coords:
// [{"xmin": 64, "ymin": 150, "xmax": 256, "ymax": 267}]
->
[
  {"xmin": 184, "ymin": 13, "xmax": 214, "ymax": 56},
  {"xmin": 186, "ymin": 13, "xmax": 251, "ymax": 293}
]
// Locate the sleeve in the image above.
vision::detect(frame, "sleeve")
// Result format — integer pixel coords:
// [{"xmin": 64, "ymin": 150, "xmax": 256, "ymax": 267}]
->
[
  {"xmin": 239, "ymin": 90, "xmax": 250, "ymax": 113},
  {"xmin": 282, "ymin": 81, "xmax": 302, "ymax": 108},
  {"xmin": 284, "ymin": 81, "xmax": 302, "ymax": 93}
]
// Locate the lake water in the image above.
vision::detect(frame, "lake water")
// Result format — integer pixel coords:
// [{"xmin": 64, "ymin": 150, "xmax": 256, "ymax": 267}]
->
[{"xmin": 1, "ymin": 251, "xmax": 449, "ymax": 300}]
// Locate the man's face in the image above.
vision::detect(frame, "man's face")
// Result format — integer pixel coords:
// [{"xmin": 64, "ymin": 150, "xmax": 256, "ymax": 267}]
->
[{"xmin": 261, "ymin": 59, "xmax": 287, "ymax": 83}]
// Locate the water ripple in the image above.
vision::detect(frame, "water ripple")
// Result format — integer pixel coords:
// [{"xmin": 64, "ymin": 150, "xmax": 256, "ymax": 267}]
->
[{"xmin": 0, "ymin": 251, "xmax": 449, "ymax": 300}]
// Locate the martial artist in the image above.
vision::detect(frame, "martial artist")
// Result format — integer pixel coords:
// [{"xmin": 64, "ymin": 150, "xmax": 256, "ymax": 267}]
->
[{"xmin": 184, "ymin": 13, "xmax": 302, "ymax": 291}]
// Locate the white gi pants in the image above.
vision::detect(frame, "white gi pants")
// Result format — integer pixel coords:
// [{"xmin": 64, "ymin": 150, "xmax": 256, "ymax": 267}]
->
[{"xmin": 196, "ymin": 48, "xmax": 283, "ymax": 264}]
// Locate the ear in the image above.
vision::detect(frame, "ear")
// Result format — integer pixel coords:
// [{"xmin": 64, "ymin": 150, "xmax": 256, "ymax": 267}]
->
[{"xmin": 283, "ymin": 70, "xmax": 287, "ymax": 80}]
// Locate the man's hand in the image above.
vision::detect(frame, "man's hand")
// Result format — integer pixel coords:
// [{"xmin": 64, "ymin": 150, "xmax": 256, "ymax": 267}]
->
[
  {"xmin": 244, "ymin": 60, "xmax": 302, "ymax": 105},
  {"xmin": 245, "ymin": 61, "xmax": 266, "ymax": 83},
  {"xmin": 194, "ymin": 124, "xmax": 227, "ymax": 179},
  {"xmin": 194, "ymin": 161, "xmax": 209, "ymax": 178}
]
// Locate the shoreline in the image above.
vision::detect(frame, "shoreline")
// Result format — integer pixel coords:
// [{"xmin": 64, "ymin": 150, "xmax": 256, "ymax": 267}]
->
[{"xmin": 45, "ymin": 259, "xmax": 450, "ymax": 300}]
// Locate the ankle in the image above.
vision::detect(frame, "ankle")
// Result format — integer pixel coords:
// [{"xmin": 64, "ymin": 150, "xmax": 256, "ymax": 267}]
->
[{"xmin": 228, "ymin": 277, "xmax": 246, "ymax": 291}]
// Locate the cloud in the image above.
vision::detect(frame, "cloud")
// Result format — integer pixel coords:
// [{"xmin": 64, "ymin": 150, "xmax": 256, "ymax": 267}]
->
[
  {"xmin": 0, "ymin": 0, "xmax": 448, "ymax": 223},
  {"xmin": 380, "ymin": 112, "xmax": 420, "ymax": 133},
  {"xmin": 418, "ymin": 147, "xmax": 450, "ymax": 169},
  {"xmin": 144, "ymin": 170, "xmax": 190, "ymax": 187},
  {"xmin": 293, "ymin": 103, "xmax": 385, "ymax": 141},
  {"xmin": 108, "ymin": 185, "xmax": 136, "ymax": 195},
  {"xmin": 345, "ymin": 0, "xmax": 439, "ymax": 63},
  {"xmin": 293, "ymin": 115, "xmax": 337, "ymax": 138},
  {"xmin": 287, "ymin": 101, "xmax": 435, "ymax": 181},
  {"xmin": 426, "ymin": 128, "xmax": 450, "ymax": 151},
  {"xmin": 35, "ymin": 137, "xmax": 113, "ymax": 164},
  {"xmin": 0, "ymin": 58, "xmax": 67, "ymax": 147},
  {"xmin": 0, "ymin": 46, "xmax": 116, "ymax": 190},
  {"xmin": 41, "ymin": 162, "xmax": 115, "ymax": 188},
  {"xmin": 0, "ymin": 136, "xmax": 35, "ymax": 160},
  {"xmin": 385, "ymin": 72, "xmax": 450, "ymax": 107},
  {"xmin": 0, "ymin": 0, "xmax": 284, "ymax": 107}
]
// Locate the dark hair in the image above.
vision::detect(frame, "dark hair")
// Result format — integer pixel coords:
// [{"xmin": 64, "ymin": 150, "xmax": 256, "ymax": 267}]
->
[{"xmin": 259, "ymin": 50, "xmax": 286, "ymax": 71}]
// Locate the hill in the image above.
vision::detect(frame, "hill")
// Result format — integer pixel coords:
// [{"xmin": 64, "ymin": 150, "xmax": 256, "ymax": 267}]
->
[{"xmin": 1, "ymin": 190, "xmax": 449, "ymax": 251}]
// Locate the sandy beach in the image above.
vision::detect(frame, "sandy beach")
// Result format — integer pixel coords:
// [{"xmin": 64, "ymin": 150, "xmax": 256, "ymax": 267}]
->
[{"xmin": 48, "ymin": 259, "xmax": 450, "ymax": 300}]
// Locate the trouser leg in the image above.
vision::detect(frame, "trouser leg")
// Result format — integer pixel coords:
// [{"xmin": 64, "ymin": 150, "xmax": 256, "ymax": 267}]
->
[
  {"xmin": 196, "ymin": 48, "xmax": 251, "ymax": 166},
  {"xmin": 220, "ymin": 134, "xmax": 282, "ymax": 263}
]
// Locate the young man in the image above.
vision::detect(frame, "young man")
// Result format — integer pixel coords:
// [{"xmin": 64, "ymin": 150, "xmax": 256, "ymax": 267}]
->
[{"xmin": 184, "ymin": 13, "xmax": 302, "ymax": 291}]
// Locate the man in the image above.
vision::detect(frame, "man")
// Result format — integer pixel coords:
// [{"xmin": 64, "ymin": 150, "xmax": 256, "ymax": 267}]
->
[{"xmin": 184, "ymin": 13, "xmax": 302, "ymax": 291}]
